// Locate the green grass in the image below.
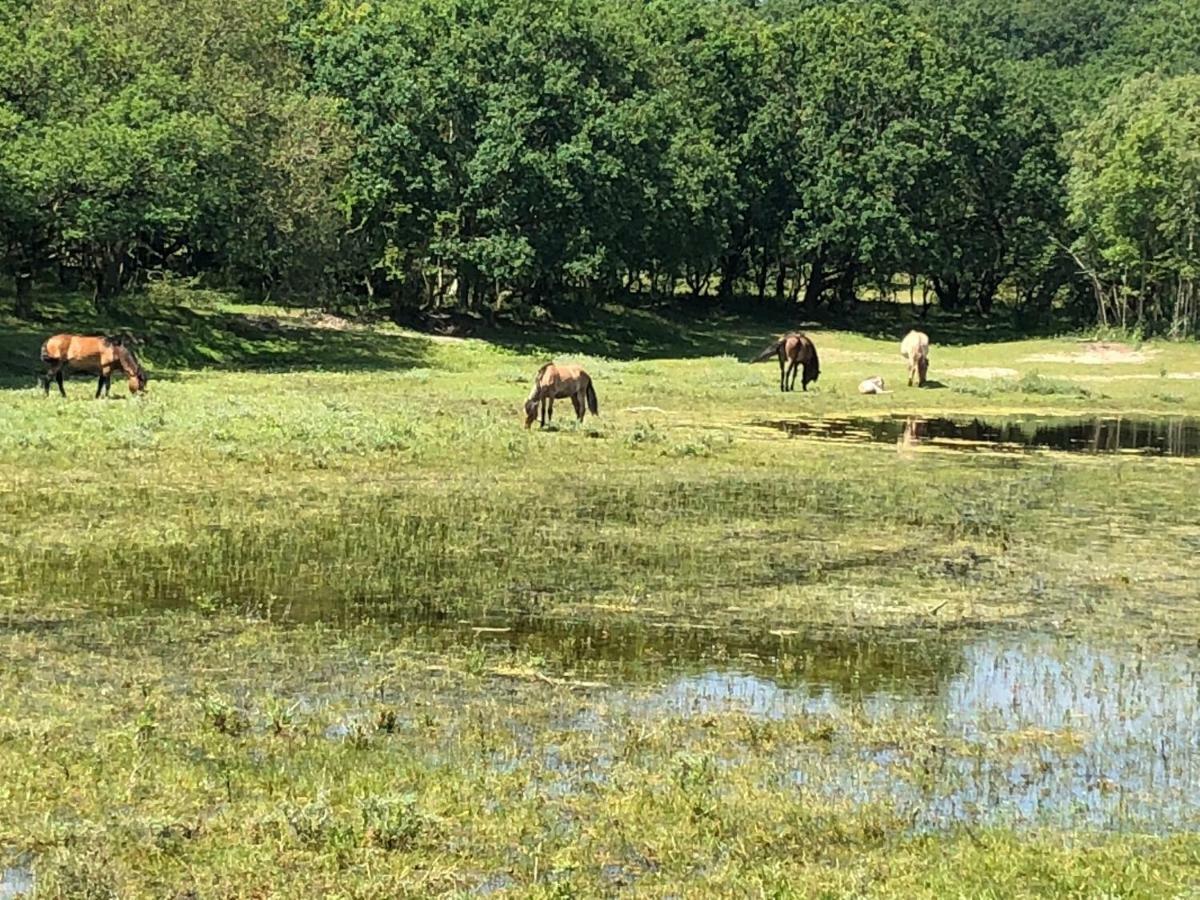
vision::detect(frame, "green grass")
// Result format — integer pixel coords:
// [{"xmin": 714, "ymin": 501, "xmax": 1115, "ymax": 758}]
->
[{"xmin": 3, "ymin": 288, "xmax": 1200, "ymax": 896}]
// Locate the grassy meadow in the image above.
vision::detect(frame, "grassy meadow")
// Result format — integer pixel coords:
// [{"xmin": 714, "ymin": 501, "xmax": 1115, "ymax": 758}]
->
[{"xmin": 2, "ymin": 289, "xmax": 1200, "ymax": 897}]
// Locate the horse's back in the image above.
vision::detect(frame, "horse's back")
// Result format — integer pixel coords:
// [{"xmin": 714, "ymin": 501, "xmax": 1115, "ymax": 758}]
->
[
  {"xmin": 901, "ymin": 330, "xmax": 929, "ymax": 358},
  {"xmin": 542, "ymin": 363, "xmax": 589, "ymax": 391},
  {"xmin": 42, "ymin": 333, "xmax": 75, "ymax": 361},
  {"xmin": 42, "ymin": 334, "xmax": 107, "ymax": 370}
]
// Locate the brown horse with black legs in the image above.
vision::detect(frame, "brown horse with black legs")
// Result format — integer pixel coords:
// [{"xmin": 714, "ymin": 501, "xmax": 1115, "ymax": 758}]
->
[
  {"xmin": 524, "ymin": 363, "xmax": 598, "ymax": 429},
  {"xmin": 41, "ymin": 334, "xmax": 147, "ymax": 398},
  {"xmin": 751, "ymin": 332, "xmax": 820, "ymax": 392}
]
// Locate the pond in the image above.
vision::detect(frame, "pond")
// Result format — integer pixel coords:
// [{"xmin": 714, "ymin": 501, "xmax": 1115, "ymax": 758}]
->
[{"xmin": 755, "ymin": 414, "xmax": 1200, "ymax": 456}]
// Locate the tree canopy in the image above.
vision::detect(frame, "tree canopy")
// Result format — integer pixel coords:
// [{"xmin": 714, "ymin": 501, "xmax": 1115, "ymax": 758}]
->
[{"xmin": 1, "ymin": 0, "xmax": 1198, "ymax": 334}]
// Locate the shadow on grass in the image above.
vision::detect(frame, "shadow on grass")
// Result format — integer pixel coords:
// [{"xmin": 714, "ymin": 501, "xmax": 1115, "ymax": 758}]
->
[
  {"xmin": 0, "ymin": 288, "xmax": 432, "ymax": 385},
  {"xmin": 472, "ymin": 294, "xmax": 1078, "ymax": 361},
  {"xmin": 1, "ymin": 285, "xmax": 1079, "ymax": 384}
]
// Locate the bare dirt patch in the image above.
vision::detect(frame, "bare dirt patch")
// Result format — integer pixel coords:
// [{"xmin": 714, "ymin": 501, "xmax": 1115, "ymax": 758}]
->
[
  {"xmin": 301, "ymin": 312, "xmax": 359, "ymax": 332},
  {"xmin": 1022, "ymin": 342, "xmax": 1159, "ymax": 366},
  {"xmin": 942, "ymin": 367, "xmax": 1019, "ymax": 379}
]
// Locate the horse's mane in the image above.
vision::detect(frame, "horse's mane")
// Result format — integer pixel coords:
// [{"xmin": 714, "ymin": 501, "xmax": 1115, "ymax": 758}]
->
[
  {"xmin": 114, "ymin": 340, "xmax": 144, "ymax": 375},
  {"xmin": 534, "ymin": 362, "xmax": 553, "ymax": 381}
]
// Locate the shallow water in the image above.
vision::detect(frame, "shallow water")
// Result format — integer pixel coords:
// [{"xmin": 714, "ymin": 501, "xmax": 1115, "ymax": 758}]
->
[
  {"xmin": 756, "ymin": 414, "xmax": 1200, "ymax": 457},
  {"xmin": 441, "ymin": 615, "xmax": 958, "ymax": 694},
  {"xmin": 365, "ymin": 610, "xmax": 1200, "ymax": 833},
  {"xmin": 0, "ymin": 859, "xmax": 33, "ymax": 900},
  {"xmin": 632, "ymin": 633, "xmax": 1200, "ymax": 833}
]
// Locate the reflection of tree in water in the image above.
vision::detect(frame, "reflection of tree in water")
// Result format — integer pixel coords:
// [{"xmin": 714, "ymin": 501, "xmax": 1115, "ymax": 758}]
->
[
  {"xmin": 760, "ymin": 415, "xmax": 1200, "ymax": 457},
  {"xmin": 450, "ymin": 615, "xmax": 964, "ymax": 698}
]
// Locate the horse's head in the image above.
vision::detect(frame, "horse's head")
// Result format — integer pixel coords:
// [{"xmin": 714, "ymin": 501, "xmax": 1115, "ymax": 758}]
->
[
  {"xmin": 523, "ymin": 399, "xmax": 539, "ymax": 428},
  {"xmin": 117, "ymin": 345, "xmax": 147, "ymax": 394}
]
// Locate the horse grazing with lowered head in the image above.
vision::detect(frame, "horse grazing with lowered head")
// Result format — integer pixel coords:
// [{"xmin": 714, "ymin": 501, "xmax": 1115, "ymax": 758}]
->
[
  {"xmin": 751, "ymin": 332, "xmax": 820, "ymax": 392},
  {"xmin": 524, "ymin": 363, "xmax": 599, "ymax": 429},
  {"xmin": 900, "ymin": 330, "xmax": 930, "ymax": 387},
  {"xmin": 41, "ymin": 334, "xmax": 147, "ymax": 398}
]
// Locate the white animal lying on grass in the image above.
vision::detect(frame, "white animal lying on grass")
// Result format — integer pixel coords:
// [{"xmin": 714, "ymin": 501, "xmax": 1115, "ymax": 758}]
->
[{"xmin": 858, "ymin": 376, "xmax": 891, "ymax": 395}]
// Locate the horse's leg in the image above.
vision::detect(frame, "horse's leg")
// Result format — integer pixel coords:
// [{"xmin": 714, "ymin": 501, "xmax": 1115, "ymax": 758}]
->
[
  {"xmin": 95, "ymin": 375, "xmax": 104, "ymax": 399},
  {"xmin": 55, "ymin": 369, "xmax": 65, "ymax": 398},
  {"xmin": 547, "ymin": 398, "xmax": 555, "ymax": 424},
  {"xmin": 778, "ymin": 355, "xmax": 786, "ymax": 392},
  {"xmin": 540, "ymin": 397, "xmax": 548, "ymax": 428},
  {"xmin": 571, "ymin": 393, "xmax": 584, "ymax": 422}
]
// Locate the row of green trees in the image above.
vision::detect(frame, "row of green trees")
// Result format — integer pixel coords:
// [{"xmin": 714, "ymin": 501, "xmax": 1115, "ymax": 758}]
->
[{"xmin": 1, "ymin": 0, "xmax": 1198, "ymax": 333}]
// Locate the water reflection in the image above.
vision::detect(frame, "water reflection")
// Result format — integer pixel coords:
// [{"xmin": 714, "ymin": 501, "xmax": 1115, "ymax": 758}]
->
[
  {"xmin": 758, "ymin": 414, "xmax": 1200, "ymax": 457},
  {"xmin": 0, "ymin": 858, "xmax": 33, "ymax": 900},
  {"xmin": 648, "ymin": 635, "xmax": 1200, "ymax": 832},
  {"xmin": 449, "ymin": 615, "xmax": 960, "ymax": 695}
]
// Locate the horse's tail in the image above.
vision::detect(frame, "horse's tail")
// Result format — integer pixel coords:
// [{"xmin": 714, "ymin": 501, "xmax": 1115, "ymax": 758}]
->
[
  {"xmin": 585, "ymin": 381, "xmax": 599, "ymax": 416},
  {"xmin": 39, "ymin": 340, "xmax": 55, "ymax": 365},
  {"xmin": 751, "ymin": 338, "xmax": 783, "ymax": 363}
]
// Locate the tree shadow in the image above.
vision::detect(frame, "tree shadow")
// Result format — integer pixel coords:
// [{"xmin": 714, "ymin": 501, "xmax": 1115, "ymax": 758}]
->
[
  {"xmin": 474, "ymin": 300, "xmax": 805, "ymax": 361},
  {"xmin": 0, "ymin": 290, "xmax": 432, "ymax": 387},
  {"xmin": 473, "ymin": 294, "xmax": 1077, "ymax": 362}
]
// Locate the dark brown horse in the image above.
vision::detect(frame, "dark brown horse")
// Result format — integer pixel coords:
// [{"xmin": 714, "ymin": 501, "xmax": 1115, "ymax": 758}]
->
[
  {"xmin": 751, "ymin": 333, "xmax": 820, "ymax": 392},
  {"xmin": 40, "ymin": 334, "xmax": 147, "ymax": 398},
  {"xmin": 524, "ymin": 363, "xmax": 599, "ymax": 428}
]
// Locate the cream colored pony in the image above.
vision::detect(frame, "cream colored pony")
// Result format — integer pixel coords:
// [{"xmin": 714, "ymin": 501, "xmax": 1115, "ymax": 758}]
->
[
  {"xmin": 524, "ymin": 363, "xmax": 599, "ymax": 428},
  {"xmin": 900, "ymin": 330, "xmax": 930, "ymax": 387}
]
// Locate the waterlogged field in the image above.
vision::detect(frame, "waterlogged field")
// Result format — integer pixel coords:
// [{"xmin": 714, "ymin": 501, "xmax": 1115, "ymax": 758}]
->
[{"xmin": 3, "ymin": 295, "xmax": 1200, "ymax": 896}]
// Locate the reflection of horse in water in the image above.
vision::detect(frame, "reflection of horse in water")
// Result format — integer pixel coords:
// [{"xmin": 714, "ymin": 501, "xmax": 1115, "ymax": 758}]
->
[
  {"xmin": 900, "ymin": 330, "xmax": 930, "ymax": 387},
  {"xmin": 751, "ymin": 333, "xmax": 820, "ymax": 392},
  {"xmin": 897, "ymin": 416, "xmax": 924, "ymax": 450},
  {"xmin": 523, "ymin": 363, "xmax": 599, "ymax": 429}
]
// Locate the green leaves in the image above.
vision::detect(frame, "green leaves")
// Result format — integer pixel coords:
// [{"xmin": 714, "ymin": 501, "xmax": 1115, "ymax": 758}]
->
[{"xmin": 1068, "ymin": 74, "xmax": 1200, "ymax": 334}]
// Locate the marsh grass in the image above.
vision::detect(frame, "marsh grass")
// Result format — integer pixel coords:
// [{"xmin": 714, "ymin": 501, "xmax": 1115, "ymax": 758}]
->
[{"xmin": 3, "ymin": 293, "xmax": 1200, "ymax": 895}]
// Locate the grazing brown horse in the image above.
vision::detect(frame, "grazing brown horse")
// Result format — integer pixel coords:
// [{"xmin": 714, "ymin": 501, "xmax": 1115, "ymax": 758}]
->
[
  {"xmin": 524, "ymin": 363, "xmax": 599, "ymax": 428},
  {"xmin": 40, "ymin": 334, "xmax": 147, "ymax": 398},
  {"xmin": 751, "ymin": 332, "xmax": 821, "ymax": 392},
  {"xmin": 900, "ymin": 330, "xmax": 930, "ymax": 387}
]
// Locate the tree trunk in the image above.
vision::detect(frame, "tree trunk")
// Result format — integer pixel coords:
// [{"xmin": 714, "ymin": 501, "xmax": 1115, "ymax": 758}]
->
[
  {"xmin": 802, "ymin": 254, "xmax": 825, "ymax": 309},
  {"xmin": 14, "ymin": 273, "xmax": 33, "ymax": 318},
  {"xmin": 717, "ymin": 249, "xmax": 742, "ymax": 302},
  {"xmin": 92, "ymin": 245, "xmax": 125, "ymax": 306},
  {"xmin": 834, "ymin": 263, "xmax": 858, "ymax": 308},
  {"xmin": 753, "ymin": 251, "xmax": 769, "ymax": 303},
  {"xmin": 933, "ymin": 275, "xmax": 962, "ymax": 310},
  {"xmin": 390, "ymin": 253, "xmax": 423, "ymax": 322}
]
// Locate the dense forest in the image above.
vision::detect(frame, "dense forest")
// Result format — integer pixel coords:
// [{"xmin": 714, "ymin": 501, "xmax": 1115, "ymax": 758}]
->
[{"xmin": 1, "ymin": 0, "xmax": 1198, "ymax": 333}]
